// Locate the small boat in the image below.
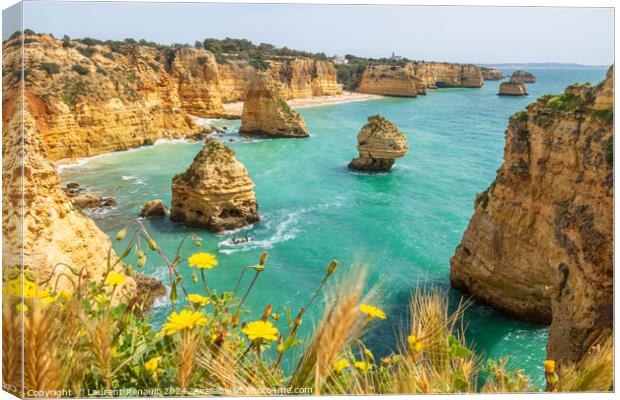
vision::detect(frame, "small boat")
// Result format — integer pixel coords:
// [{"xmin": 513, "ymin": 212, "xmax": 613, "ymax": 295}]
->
[{"xmin": 221, "ymin": 236, "xmax": 253, "ymax": 247}]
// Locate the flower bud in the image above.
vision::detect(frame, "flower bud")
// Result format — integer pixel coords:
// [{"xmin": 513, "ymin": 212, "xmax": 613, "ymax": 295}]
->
[
  {"xmin": 262, "ymin": 304, "xmax": 272, "ymax": 321},
  {"xmin": 148, "ymin": 239, "xmax": 158, "ymax": 251},
  {"xmin": 327, "ymin": 260, "xmax": 339, "ymax": 275},
  {"xmin": 191, "ymin": 271, "xmax": 198, "ymax": 284},
  {"xmin": 544, "ymin": 360, "xmax": 555, "ymax": 374},
  {"xmin": 195, "ymin": 240, "xmax": 202, "ymax": 247},
  {"xmin": 271, "ymin": 313, "xmax": 281, "ymax": 321},
  {"xmin": 259, "ymin": 251, "xmax": 268, "ymax": 265},
  {"xmin": 137, "ymin": 256, "xmax": 146, "ymax": 269},
  {"xmin": 116, "ymin": 228, "xmax": 127, "ymax": 241}
]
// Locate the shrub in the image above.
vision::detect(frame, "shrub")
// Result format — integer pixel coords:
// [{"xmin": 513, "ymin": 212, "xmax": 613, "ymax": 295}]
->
[
  {"xmin": 77, "ymin": 47, "xmax": 96, "ymax": 58},
  {"xmin": 512, "ymin": 111, "xmax": 528, "ymax": 122},
  {"xmin": 545, "ymin": 93, "xmax": 584, "ymax": 113},
  {"xmin": 196, "ymin": 56, "xmax": 208, "ymax": 65},
  {"xmin": 592, "ymin": 109, "xmax": 613, "ymax": 124},
  {"xmin": 39, "ymin": 62, "xmax": 60, "ymax": 75},
  {"xmin": 71, "ymin": 64, "xmax": 89, "ymax": 75},
  {"xmin": 62, "ymin": 34, "xmax": 71, "ymax": 48}
]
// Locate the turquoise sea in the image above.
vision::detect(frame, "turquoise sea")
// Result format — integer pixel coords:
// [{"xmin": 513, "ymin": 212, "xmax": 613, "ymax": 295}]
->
[{"xmin": 59, "ymin": 67, "xmax": 608, "ymax": 388}]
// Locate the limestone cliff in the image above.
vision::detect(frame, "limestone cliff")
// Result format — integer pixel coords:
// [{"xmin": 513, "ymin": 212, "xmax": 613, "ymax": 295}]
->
[
  {"xmin": 2, "ymin": 92, "xmax": 135, "ymax": 299},
  {"xmin": 357, "ymin": 65, "xmax": 426, "ymax": 97},
  {"xmin": 239, "ymin": 72, "xmax": 309, "ymax": 137},
  {"xmin": 480, "ymin": 67, "xmax": 504, "ymax": 80},
  {"xmin": 409, "ymin": 62, "xmax": 484, "ymax": 88},
  {"xmin": 450, "ymin": 68, "xmax": 613, "ymax": 364},
  {"xmin": 498, "ymin": 80, "xmax": 528, "ymax": 96},
  {"xmin": 348, "ymin": 115, "xmax": 409, "ymax": 172},
  {"xmin": 170, "ymin": 139, "xmax": 259, "ymax": 232},
  {"xmin": 217, "ymin": 58, "xmax": 343, "ymax": 102}
]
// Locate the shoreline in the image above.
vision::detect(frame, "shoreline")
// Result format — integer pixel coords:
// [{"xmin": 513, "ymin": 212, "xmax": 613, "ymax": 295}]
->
[{"xmin": 222, "ymin": 91, "xmax": 383, "ymax": 116}]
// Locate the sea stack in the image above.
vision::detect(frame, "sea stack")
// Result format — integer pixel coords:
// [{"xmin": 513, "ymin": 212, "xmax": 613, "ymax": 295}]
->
[
  {"xmin": 348, "ymin": 115, "xmax": 409, "ymax": 172},
  {"xmin": 510, "ymin": 70, "xmax": 537, "ymax": 83},
  {"xmin": 498, "ymin": 79, "xmax": 529, "ymax": 96},
  {"xmin": 239, "ymin": 72, "xmax": 309, "ymax": 138},
  {"xmin": 480, "ymin": 67, "xmax": 504, "ymax": 80},
  {"xmin": 170, "ymin": 138, "xmax": 259, "ymax": 232},
  {"xmin": 450, "ymin": 67, "xmax": 613, "ymax": 365}
]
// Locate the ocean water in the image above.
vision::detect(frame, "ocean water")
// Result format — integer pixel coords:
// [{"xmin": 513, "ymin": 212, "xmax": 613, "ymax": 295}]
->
[{"xmin": 59, "ymin": 67, "xmax": 608, "ymax": 388}]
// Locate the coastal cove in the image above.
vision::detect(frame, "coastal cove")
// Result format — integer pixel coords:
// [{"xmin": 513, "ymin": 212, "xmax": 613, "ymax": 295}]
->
[{"xmin": 58, "ymin": 67, "xmax": 608, "ymax": 388}]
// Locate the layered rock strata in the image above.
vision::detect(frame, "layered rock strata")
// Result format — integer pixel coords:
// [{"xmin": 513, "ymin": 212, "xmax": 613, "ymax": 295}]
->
[
  {"xmin": 481, "ymin": 67, "xmax": 505, "ymax": 80},
  {"xmin": 348, "ymin": 115, "xmax": 409, "ymax": 172},
  {"xmin": 450, "ymin": 68, "xmax": 613, "ymax": 364},
  {"xmin": 510, "ymin": 70, "xmax": 537, "ymax": 83},
  {"xmin": 498, "ymin": 79, "xmax": 528, "ymax": 96},
  {"xmin": 170, "ymin": 139, "xmax": 259, "ymax": 231},
  {"xmin": 239, "ymin": 73, "xmax": 309, "ymax": 137}
]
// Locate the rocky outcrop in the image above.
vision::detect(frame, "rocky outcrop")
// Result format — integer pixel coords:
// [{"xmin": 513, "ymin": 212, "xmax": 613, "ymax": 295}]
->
[
  {"xmin": 408, "ymin": 62, "xmax": 484, "ymax": 88},
  {"xmin": 498, "ymin": 80, "xmax": 528, "ymax": 96},
  {"xmin": 510, "ymin": 70, "xmax": 536, "ymax": 83},
  {"xmin": 239, "ymin": 72, "xmax": 308, "ymax": 137},
  {"xmin": 450, "ymin": 68, "xmax": 613, "ymax": 365},
  {"xmin": 62, "ymin": 182, "xmax": 117, "ymax": 209},
  {"xmin": 170, "ymin": 139, "xmax": 259, "ymax": 231},
  {"xmin": 481, "ymin": 67, "xmax": 504, "ymax": 80},
  {"xmin": 348, "ymin": 115, "xmax": 409, "ymax": 172},
  {"xmin": 357, "ymin": 65, "xmax": 426, "ymax": 97},
  {"xmin": 2, "ymin": 91, "xmax": 135, "ymax": 299},
  {"xmin": 140, "ymin": 199, "xmax": 169, "ymax": 218}
]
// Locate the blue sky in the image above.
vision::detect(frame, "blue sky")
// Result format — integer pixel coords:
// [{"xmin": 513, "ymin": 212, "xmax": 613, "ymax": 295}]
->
[{"xmin": 4, "ymin": 1, "xmax": 614, "ymax": 64}]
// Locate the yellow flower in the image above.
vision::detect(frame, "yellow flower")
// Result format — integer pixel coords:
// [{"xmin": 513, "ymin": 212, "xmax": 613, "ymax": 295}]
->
[
  {"xmin": 8, "ymin": 276, "xmax": 36, "ymax": 298},
  {"xmin": 187, "ymin": 293, "xmax": 210, "ymax": 307},
  {"xmin": 105, "ymin": 272, "xmax": 126, "ymax": 286},
  {"xmin": 145, "ymin": 356, "xmax": 160, "ymax": 372},
  {"xmin": 59, "ymin": 290, "xmax": 73, "ymax": 301},
  {"xmin": 241, "ymin": 320, "xmax": 279, "ymax": 342},
  {"xmin": 333, "ymin": 359, "xmax": 350, "ymax": 373},
  {"xmin": 37, "ymin": 289, "xmax": 58, "ymax": 304},
  {"xmin": 360, "ymin": 304, "xmax": 387, "ymax": 320},
  {"xmin": 94, "ymin": 293, "xmax": 108, "ymax": 304},
  {"xmin": 15, "ymin": 303, "xmax": 28, "ymax": 314},
  {"xmin": 544, "ymin": 360, "xmax": 556, "ymax": 374},
  {"xmin": 354, "ymin": 361, "xmax": 372, "ymax": 372},
  {"xmin": 162, "ymin": 310, "xmax": 208, "ymax": 336},
  {"xmin": 188, "ymin": 252, "xmax": 218, "ymax": 269},
  {"xmin": 407, "ymin": 335, "xmax": 424, "ymax": 352}
]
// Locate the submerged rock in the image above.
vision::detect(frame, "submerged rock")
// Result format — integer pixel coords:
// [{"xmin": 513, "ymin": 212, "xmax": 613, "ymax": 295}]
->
[
  {"xmin": 140, "ymin": 199, "xmax": 169, "ymax": 218},
  {"xmin": 451, "ymin": 67, "xmax": 613, "ymax": 365},
  {"xmin": 510, "ymin": 70, "xmax": 537, "ymax": 83},
  {"xmin": 498, "ymin": 80, "xmax": 528, "ymax": 96},
  {"xmin": 62, "ymin": 183, "xmax": 117, "ymax": 209},
  {"xmin": 239, "ymin": 72, "xmax": 308, "ymax": 138},
  {"xmin": 170, "ymin": 138, "xmax": 259, "ymax": 231},
  {"xmin": 348, "ymin": 115, "xmax": 408, "ymax": 172}
]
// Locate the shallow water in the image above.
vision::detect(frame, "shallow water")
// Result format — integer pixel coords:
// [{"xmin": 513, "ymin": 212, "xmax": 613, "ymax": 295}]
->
[{"xmin": 59, "ymin": 67, "xmax": 608, "ymax": 388}]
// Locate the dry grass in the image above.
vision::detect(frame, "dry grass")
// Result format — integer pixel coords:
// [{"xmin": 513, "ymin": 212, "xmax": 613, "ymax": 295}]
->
[
  {"xmin": 555, "ymin": 334, "xmax": 614, "ymax": 392},
  {"xmin": 2, "ymin": 302, "xmax": 23, "ymax": 397}
]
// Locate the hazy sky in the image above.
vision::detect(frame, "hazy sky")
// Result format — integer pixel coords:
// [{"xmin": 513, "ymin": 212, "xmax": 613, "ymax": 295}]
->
[{"xmin": 4, "ymin": 1, "xmax": 614, "ymax": 64}]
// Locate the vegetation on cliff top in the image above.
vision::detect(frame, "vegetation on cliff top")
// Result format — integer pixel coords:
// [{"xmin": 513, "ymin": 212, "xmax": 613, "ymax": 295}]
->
[{"xmin": 2, "ymin": 220, "xmax": 613, "ymax": 396}]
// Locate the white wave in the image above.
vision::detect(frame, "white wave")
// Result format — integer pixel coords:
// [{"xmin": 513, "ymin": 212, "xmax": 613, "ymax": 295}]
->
[
  {"xmin": 152, "ymin": 138, "xmax": 195, "ymax": 146},
  {"xmin": 121, "ymin": 175, "xmax": 146, "ymax": 185}
]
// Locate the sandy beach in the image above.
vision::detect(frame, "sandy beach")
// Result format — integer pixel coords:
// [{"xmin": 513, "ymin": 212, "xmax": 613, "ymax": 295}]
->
[{"xmin": 222, "ymin": 91, "xmax": 383, "ymax": 116}]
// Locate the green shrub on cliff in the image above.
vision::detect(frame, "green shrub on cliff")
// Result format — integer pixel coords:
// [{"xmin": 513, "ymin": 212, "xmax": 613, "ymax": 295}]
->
[
  {"xmin": 71, "ymin": 64, "xmax": 90, "ymax": 76},
  {"xmin": 39, "ymin": 62, "xmax": 60, "ymax": 75}
]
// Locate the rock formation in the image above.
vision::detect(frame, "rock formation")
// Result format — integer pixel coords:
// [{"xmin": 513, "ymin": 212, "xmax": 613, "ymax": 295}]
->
[
  {"xmin": 239, "ymin": 72, "xmax": 309, "ymax": 137},
  {"xmin": 498, "ymin": 79, "xmax": 528, "ymax": 96},
  {"xmin": 450, "ymin": 67, "xmax": 613, "ymax": 365},
  {"xmin": 358, "ymin": 65, "xmax": 426, "ymax": 97},
  {"xmin": 348, "ymin": 115, "xmax": 409, "ymax": 172},
  {"xmin": 140, "ymin": 199, "xmax": 169, "ymax": 218},
  {"xmin": 170, "ymin": 139, "xmax": 259, "ymax": 231},
  {"xmin": 480, "ymin": 67, "xmax": 504, "ymax": 80},
  {"xmin": 62, "ymin": 182, "xmax": 117, "ymax": 209},
  {"xmin": 408, "ymin": 62, "xmax": 484, "ymax": 88},
  {"xmin": 510, "ymin": 70, "xmax": 537, "ymax": 83},
  {"xmin": 2, "ymin": 92, "xmax": 135, "ymax": 300}
]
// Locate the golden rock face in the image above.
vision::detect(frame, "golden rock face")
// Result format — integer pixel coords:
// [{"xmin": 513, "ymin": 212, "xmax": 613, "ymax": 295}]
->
[
  {"xmin": 239, "ymin": 72, "xmax": 309, "ymax": 138},
  {"xmin": 451, "ymin": 67, "xmax": 613, "ymax": 364},
  {"xmin": 170, "ymin": 139, "xmax": 259, "ymax": 232},
  {"xmin": 348, "ymin": 115, "xmax": 409, "ymax": 172},
  {"xmin": 498, "ymin": 80, "xmax": 529, "ymax": 96}
]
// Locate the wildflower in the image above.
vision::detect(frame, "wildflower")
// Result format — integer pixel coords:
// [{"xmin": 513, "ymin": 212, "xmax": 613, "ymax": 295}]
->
[
  {"xmin": 354, "ymin": 361, "xmax": 372, "ymax": 372},
  {"xmin": 187, "ymin": 293, "xmax": 210, "ymax": 307},
  {"xmin": 188, "ymin": 252, "xmax": 218, "ymax": 269},
  {"xmin": 8, "ymin": 276, "xmax": 36, "ymax": 298},
  {"xmin": 145, "ymin": 356, "xmax": 160, "ymax": 372},
  {"xmin": 94, "ymin": 293, "xmax": 108, "ymax": 304},
  {"xmin": 241, "ymin": 320, "xmax": 279, "ymax": 342},
  {"xmin": 59, "ymin": 290, "xmax": 72, "ymax": 301},
  {"xmin": 162, "ymin": 310, "xmax": 208, "ymax": 336},
  {"xmin": 360, "ymin": 304, "xmax": 387, "ymax": 320},
  {"xmin": 37, "ymin": 289, "xmax": 58, "ymax": 304},
  {"xmin": 333, "ymin": 359, "xmax": 350, "ymax": 373},
  {"xmin": 15, "ymin": 303, "xmax": 28, "ymax": 314},
  {"xmin": 408, "ymin": 335, "xmax": 424, "ymax": 352},
  {"xmin": 115, "ymin": 228, "xmax": 127, "ymax": 240},
  {"xmin": 544, "ymin": 360, "xmax": 556, "ymax": 374},
  {"xmin": 105, "ymin": 272, "xmax": 126, "ymax": 286}
]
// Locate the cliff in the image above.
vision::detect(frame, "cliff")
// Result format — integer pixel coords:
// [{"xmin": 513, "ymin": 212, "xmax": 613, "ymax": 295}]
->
[
  {"xmin": 170, "ymin": 139, "xmax": 259, "ymax": 232},
  {"xmin": 2, "ymin": 91, "xmax": 135, "ymax": 300},
  {"xmin": 217, "ymin": 58, "xmax": 343, "ymax": 102},
  {"xmin": 450, "ymin": 68, "xmax": 613, "ymax": 364},
  {"xmin": 348, "ymin": 115, "xmax": 409, "ymax": 172},
  {"xmin": 357, "ymin": 65, "xmax": 426, "ymax": 97},
  {"xmin": 498, "ymin": 80, "xmax": 528, "ymax": 96},
  {"xmin": 481, "ymin": 67, "xmax": 504, "ymax": 80},
  {"xmin": 239, "ymin": 72, "xmax": 309, "ymax": 137},
  {"xmin": 358, "ymin": 62, "xmax": 483, "ymax": 97}
]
